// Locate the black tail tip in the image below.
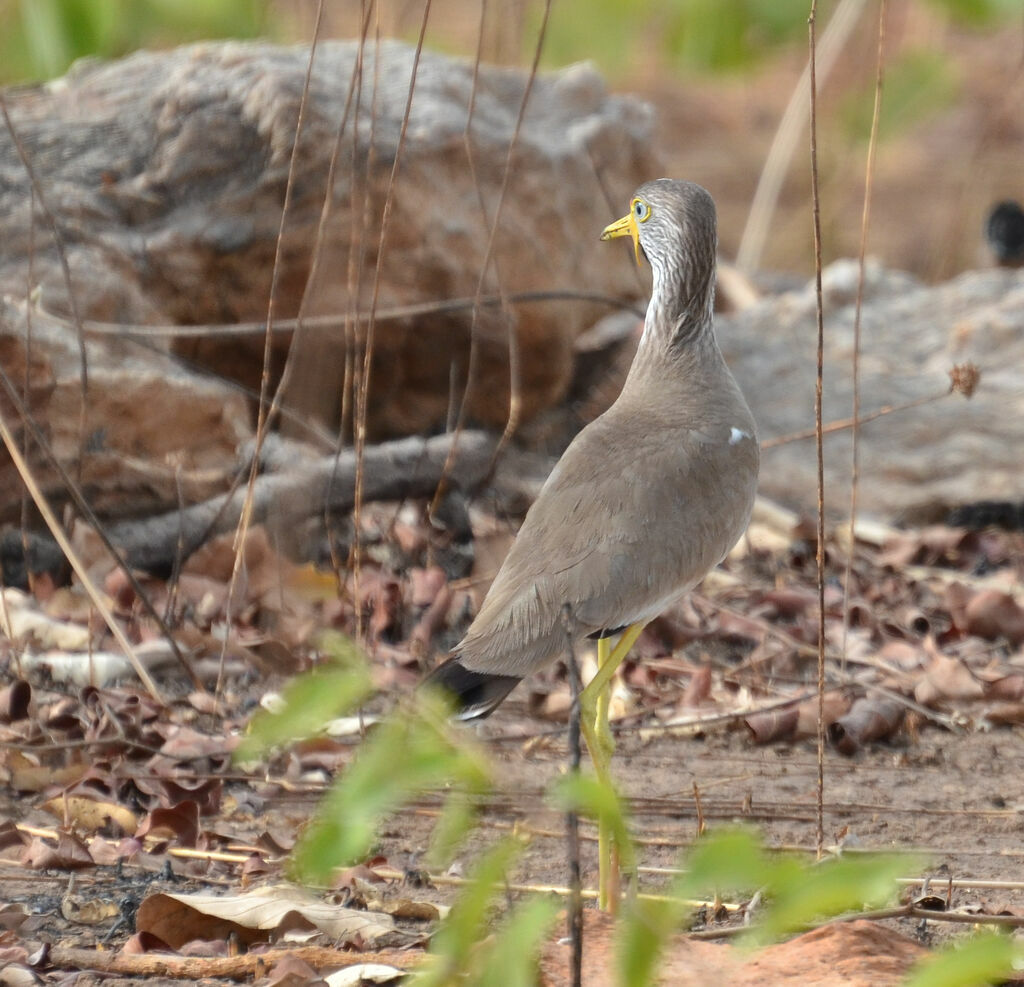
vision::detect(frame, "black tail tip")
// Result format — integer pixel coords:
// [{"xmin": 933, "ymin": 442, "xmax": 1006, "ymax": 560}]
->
[{"xmin": 422, "ymin": 657, "xmax": 521, "ymax": 720}]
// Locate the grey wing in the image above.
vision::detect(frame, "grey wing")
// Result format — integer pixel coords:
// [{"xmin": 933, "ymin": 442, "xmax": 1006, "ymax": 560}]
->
[{"xmin": 455, "ymin": 417, "xmax": 758, "ymax": 677}]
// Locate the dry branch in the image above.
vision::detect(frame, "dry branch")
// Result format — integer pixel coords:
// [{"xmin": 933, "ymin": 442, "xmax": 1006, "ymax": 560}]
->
[
  {"xmin": 46, "ymin": 945, "xmax": 421, "ymax": 981},
  {"xmin": 106, "ymin": 431, "xmax": 496, "ymax": 574}
]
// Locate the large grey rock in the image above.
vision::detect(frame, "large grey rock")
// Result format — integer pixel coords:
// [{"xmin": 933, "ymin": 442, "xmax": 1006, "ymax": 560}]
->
[
  {"xmin": 0, "ymin": 41, "xmax": 658, "ymax": 439},
  {"xmin": 718, "ymin": 261, "xmax": 1024, "ymax": 522},
  {"xmin": 0, "ymin": 298, "xmax": 251, "ymax": 523}
]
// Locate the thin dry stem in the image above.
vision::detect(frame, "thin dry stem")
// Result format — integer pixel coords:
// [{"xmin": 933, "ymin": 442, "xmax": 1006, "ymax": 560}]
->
[
  {"xmin": 842, "ymin": 0, "xmax": 888, "ymax": 674},
  {"xmin": 0, "ymin": 95, "xmax": 89, "ymax": 480},
  {"xmin": 353, "ymin": 0, "xmax": 433, "ymax": 642},
  {"xmin": 222, "ymin": 1, "xmax": 326, "ymax": 693},
  {"xmin": 45, "ymin": 290, "xmax": 642, "ymax": 340},
  {"xmin": 0, "ymin": 366, "xmax": 198, "ymax": 687},
  {"xmin": 760, "ymin": 386, "xmax": 953, "ymax": 449},
  {"xmin": 431, "ymin": 0, "xmax": 554, "ymax": 515},
  {"xmin": 737, "ymin": 0, "xmax": 867, "ymax": 271},
  {"xmin": 0, "ymin": 406, "xmax": 161, "ymax": 701},
  {"xmin": 807, "ymin": 0, "xmax": 828, "ymax": 860}
]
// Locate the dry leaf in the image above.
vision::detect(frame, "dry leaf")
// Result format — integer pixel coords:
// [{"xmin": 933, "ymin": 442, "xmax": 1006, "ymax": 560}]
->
[
  {"xmin": 0, "ymin": 680, "xmax": 30, "ymax": 723},
  {"xmin": 21, "ymin": 832, "xmax": 94, "ymax": 871},
  {"xmin": 795, "ymin": 692, "xmax": 851, "ymax": 737},
  {"xmin": 60, "ymin": 894, "xmax": 120, "ymax": 925},
  {"xmin": 828, "ymin": 698, "xmax": 905, "ymax": 755},
  {"xmin": 135, "ymin": 884, "xmax": 396, "ymax": 950},
  {"xmin": 136, "ymin": 801, "xmax": 201, "ymax": 846},
  {"xmin": 680, "ymin": 665, "xmax": 712, "ymax": 708},
  {"xmin": 964, "ymin": 589, "xmax": 1024, "ymax": 644},
  {"xmin": 744, "ymin": 707, "xmax": 798, "ymax": 744},
  {"xmin": 41, "ymin": 794, "xmax": 138, "ymax": 836},
  {"xmin": 325, "ymin": 964, "xmax": 406, "ymax": 986},
  {"xmin": 914, "ymin": 651, "xmax": 984, "ymax": 705}
]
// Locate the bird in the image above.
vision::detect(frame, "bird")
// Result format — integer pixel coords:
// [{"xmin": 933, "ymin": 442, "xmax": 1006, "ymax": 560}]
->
[
  {"xmin": 423, "ymin": 179, "xmax": 760, "ymax": 908},
  {"xmin": 984, "ymin": 200, "xmax": 1024, "ymax": 268}
]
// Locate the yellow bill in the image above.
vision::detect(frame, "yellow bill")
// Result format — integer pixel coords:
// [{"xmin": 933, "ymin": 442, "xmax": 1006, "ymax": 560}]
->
[{"xmin": 601, "ymin": 212, "xmax": 642, "ymax": 266}]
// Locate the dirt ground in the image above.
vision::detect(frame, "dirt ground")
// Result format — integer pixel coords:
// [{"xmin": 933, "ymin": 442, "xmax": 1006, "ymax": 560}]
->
[{"xmin": 4, "ymin": 700, "xmax": 1023, "ymax": 978}]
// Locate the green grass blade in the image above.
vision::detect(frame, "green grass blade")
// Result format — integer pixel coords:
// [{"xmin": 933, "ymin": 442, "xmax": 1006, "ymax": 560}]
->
[
  {"xmin": 904, "ymin": 932, "xmax": 1022, "ymax": 987},
  {"xmin": 235, "ymin": 633, "xmax": 372, "ymax": 762}
]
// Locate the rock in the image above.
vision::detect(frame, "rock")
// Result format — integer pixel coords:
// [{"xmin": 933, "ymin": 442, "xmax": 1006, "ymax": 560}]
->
[
  {"xmin": 716, "ymin": 261, "xmax": 1024, "ymax": 522},
  {"xmin": 0, "ymin": 298, "xmax": 251, "ymax": 523},
  {"xmin": 0, "ymin": 41, "xmax": 657, "ymax": 439}
]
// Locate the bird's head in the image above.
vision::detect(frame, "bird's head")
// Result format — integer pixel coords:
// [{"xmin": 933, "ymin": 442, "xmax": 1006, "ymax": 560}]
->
[{"xmin": 600, "ymin": 179, "xmax": 717, "ymax": 275}]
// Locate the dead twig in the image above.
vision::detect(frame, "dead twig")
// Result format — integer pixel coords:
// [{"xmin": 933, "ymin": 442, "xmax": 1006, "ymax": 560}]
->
[
  {"xmin": 562, "ymin": 604, "xmax": 584, "ymax": 987},
  {"xmin": 0, "ymin": 404, "xmax": 162, "ymax": 702},
  {"xmin": 105, "ymin": 431, "xmax": 496, "ymax": 575},
  {"xmin": 224, "ymin": 1, "xmax": 326, "ymax": 695},
  {"xmin": 807, "ymin": 0, "xmax": 828, "ymax": 861},
  {"xmin": 45, "ymin": 945, "xmax": 421, "ymax": 981},
  {"xmin": 843, "ymin": 0, "xmax": 888, "ymax": 675}
]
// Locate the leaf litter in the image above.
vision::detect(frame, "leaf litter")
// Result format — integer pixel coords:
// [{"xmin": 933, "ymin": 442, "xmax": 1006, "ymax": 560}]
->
[{"xmin": 2, "ymin": 489, "xmax": 1024, "ymax": 983}]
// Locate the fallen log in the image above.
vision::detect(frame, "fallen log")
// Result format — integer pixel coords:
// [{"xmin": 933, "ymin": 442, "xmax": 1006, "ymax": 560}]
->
[{"xmin": 103, "ymin": 430, "xmax": 496, "ymax": 575}]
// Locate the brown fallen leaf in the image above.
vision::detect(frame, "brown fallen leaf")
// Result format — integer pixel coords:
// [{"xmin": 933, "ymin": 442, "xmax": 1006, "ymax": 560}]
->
[
  {"xmin": 41, "ymin": 794, "xmax": 138, "ymax": 837},
  {"xmin": 6, "ymin": 751, "xmax": 88, "ymax": 793},
  {"xmin": 964, "ymin": 589, "xmax": 1024, "ymax": 644},
  {"xmin": 828, "ymin": 697, "xmax": 905, "ymax": 755},
  {"xmin": 758, "ymin": 587, "xmax": 816, "ymax": 619},
  {"xmin": 0, "ymin": 680, "xmax": 30, "ymax": 723},
  {"xmin": 136, "ymin": 801, "xmax": 201, "ymax": 847},
  {"xmin": 408, "ymin": 566, "xmax": 447, "ymax": 608},
  {"xmin": 0, "ymin": 903, "xmax": 30, "ymax": 933},
  {"xmin": 914, "ymin": 649, "xmax": 984, "ymax": 706},
  {"xmin": 744, "ymin": 707, "xmax": 798, "ymax": 744},
  {"xmin": 982, "ymin": 702, "xmax": 1024, "ymax": 726},
  {"xmin": 371, "ymin": 898, "xmax": 444, "ymax": 922},
  {"xmin": 408, "ymin": 582, "xmax": 453, "ymax": 658},
  {"xmin": 795, "ymin": 691, "xmax": 851, "ymax": 738},
  {"xmin": 881, "ymin": 526, "xmax": 980, "ymax": 568},
  {"xmin": 680, "ymin": 665, "xmax": 713, "ymax": 708},
  {"xmin": 21, "ymin": 831, "xmax": 94, "ymax": 871},
  {"xmin": 984, "ymin": 674, "xmax": 1024, "ymax": 700},
  {"xmin": 134, "ymin": 777, "xmax": 223, "ymax": 815},
  {"xmin": 121, "ymin": 930, "xmax": 175, "ymax": 954},
  {"xmin": 136, "ymin": 884, "xmax": 397, "ymax": 950},
  {"xmin": 261, "ymin": 952, "xmax": 327, "ymax": 987}
]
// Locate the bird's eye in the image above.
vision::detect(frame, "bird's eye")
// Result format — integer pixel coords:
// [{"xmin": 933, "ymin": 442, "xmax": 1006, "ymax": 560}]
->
[{"xmin": 633, "ymin": 199, "xmax": 651, "ymax": 223}]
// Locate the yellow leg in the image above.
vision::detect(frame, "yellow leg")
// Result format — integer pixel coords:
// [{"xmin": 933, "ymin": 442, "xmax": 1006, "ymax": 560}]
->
[{"xmin": 579, "ymin": 622, "xmax": 644, "ymax": 911}]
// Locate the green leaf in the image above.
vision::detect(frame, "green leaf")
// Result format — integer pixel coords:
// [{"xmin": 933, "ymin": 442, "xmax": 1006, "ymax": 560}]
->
[
  {"xmin": 414, "ymin": 838, "xmax": 523, "ymax": 987},
  {"xmin": 552, "ymin": 771, "xmax": 631, "ymax": 858},
  {"xmin": 676, "ymin": 826, "xmax": 776, "ymax": 900},
  {"xmin": 904, "ymin": 931, "xmax": 1022, "ymax": 987},
  {"xmin": 427, "ymin": 793, "xmax": 483, "ymax": 870},
  {"xmin": 291, "ymin": 692, "xmax": 490, "ymax": 881},
  {"xmin": 616, "ymin": 895, "xmax": 685, "ymax": 987},
  {"xmin": 614, "ymin": 827, "xmax": 772, "ymax": 985},
  {"xmin": 474, "ymin": 895, "xmax": 560, "ymax": 987},
  {"xmin": 752, "ymin": 852, "xmax": 909, "ymax": 945},
  {"xmin": 234, "ymin": 633, "xmax": 372, "ymax": 763}
]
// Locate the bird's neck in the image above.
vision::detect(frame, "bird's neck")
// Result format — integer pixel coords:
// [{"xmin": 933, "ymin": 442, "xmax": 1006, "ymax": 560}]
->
[{"xmin": 636, "ymin": 257, "xmax": 716, "ymax": 357}]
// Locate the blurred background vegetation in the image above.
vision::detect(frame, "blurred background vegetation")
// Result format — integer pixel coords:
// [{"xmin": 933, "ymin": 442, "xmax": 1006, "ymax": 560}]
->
[
  {"xmin": 1, "ymin": 0, "xmax": 1022, "ymax": 277},
  {"xmin": 2, "ymin": 0, "xmax": 1019, "ymax": 85}
]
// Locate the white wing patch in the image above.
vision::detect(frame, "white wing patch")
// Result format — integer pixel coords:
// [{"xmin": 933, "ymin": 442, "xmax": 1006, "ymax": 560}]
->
[{"xmin": 729, "ymin": 427, "xmax": 751, "ymax": 445}]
